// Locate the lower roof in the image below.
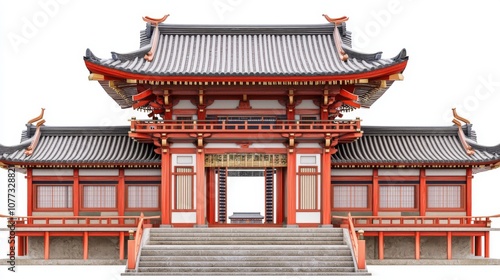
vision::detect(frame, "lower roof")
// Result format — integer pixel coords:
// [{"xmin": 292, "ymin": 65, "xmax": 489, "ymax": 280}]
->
[{"xmin": 0, "ymin": 124, "xmax": 499, "ymax": 170}]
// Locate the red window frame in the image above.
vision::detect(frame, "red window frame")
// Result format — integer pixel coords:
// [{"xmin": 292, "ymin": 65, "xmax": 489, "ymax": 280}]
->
[
  {"xmin": 80, "ymin": 184, "xmax": 117, "ymax": 211},
  {"xmin": 332, "ymin": 184, "xmax": 372, "ymax": 211},
  {"xmin": 33, "ymin": 184, "xmax": 73, "ymax": 211},
  {"xmin": 297, "ymin": 166, "xmax": 319, "ymax": 211},
  {"xmin": 379, "ymin": 184, "xmax": 418, "ymax": 211},
  {"xmin": 426, "ymin": 185, "xmax": 465, "ymax": 211},
  {"xmin": 173, "ymin": 166, "xmax": 195, "ymax": 211},
  {"xmin": 125, "ymin": 185, "xmax": 160, "ymax": 211}
]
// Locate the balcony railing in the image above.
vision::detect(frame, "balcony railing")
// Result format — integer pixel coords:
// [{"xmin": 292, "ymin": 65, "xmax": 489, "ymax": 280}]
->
[
  {"xmin": 4, "ymin": 215, "xmax": 159, "ymax": 227},
  {"xmin": 130, "ymin": 119, "xmax": 361, "ymax": 134},
  {"xmin": 339, "ymin": 215, "xmax": 494, "ymax": 228}
]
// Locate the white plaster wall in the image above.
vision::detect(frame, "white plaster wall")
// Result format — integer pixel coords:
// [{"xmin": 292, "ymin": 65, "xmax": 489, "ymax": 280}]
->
[
  {"xmin": 249, "ymin": 143, "xmax": 286, "ymax": 148},
  {"xmin": 295, "ymin": 100, "xmax": 318, "ymax": 109},
  {"xmin": 426, "ymin": 169, "xmax": 466, "ymax": 176},
  {"xmin": 331, "ymin": 169, "xmax": 373, "ymax": 176},
  {"xmin": 296, "ymin": 154, "xmax": 321, "ymax": 210},
  {"xmin": 172, "ymin": 212, "xmax": 196, "ymax": 223},
  {"xmin": 296, "ymin": 212, "xmax": 320, "ymax": 223},
  {"xmin": 249, "ymin": 100, "xmax": 283, "ymax": 109},
  {"xmin": 207, "ymin": 100, "xmax": 239, "ymax": 109},
  {"xmin": 79, "ymin": 169, "xmax": 119, "ymax": 176},
  {"xmin": 205, "ymin": 143, "xmax": 241, "ymax": 148},
  {"xmin": 296, "ymin": 143, "xmax": 321, "ymax": 148},
  {"xmin": 378, "ymin": 169, "xmax": 419, "ymax": 176},
  {"xmin": 32, "ymin": 169, "xmax": 73, "ymax": 176},
  {"xmin": 124, "ymin": 169, "xmax": 161, "ymax": 176},
  {"xmin": 170, "ymin": 143, "xmax": 196, "ymax": 148},
  {"xmin": 174, "ymin": 100, "xmax": 197, "ymax": 109}
]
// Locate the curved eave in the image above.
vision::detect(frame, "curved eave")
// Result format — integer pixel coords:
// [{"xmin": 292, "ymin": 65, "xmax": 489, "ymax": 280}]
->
[
  {"xmin": 331, "ymin": 160, "xmax": 500, "ymax": 168},
  {"xmin": 3, "ymin": 160, "xmax": 161, "ymax": 168},
  {"xmin": 84, "ymin": 59, "xmax": 408, "ymax": 82}
]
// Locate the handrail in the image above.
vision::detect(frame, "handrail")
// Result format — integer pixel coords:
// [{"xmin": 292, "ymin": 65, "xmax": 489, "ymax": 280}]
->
[
  {"xmin": 347, "ymin": 215, "xmax": 498, "ymax": 227},
  {"xmin": 332, "ymin": 213, "xmax": 364, "ymax": 270},
  {"xmin": 0, "ymin": 214, "xmax": 157, "ymax": 227},
  {"xmin": 127, "ymin": 213, "xmax": 161, "ymax": 271},
  {"xmin": 130, "ymin": 119, "xmax": 361, "ymax": 134},
  {"xmin": 347, "ymin": 213, "xmax": 359, "ymax": 266}
]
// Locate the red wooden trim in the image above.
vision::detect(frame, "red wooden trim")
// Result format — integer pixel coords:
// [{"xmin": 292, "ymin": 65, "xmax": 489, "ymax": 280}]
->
[
  {"xmin": 196, "ymin": 151, "xmax": 206, "ymax": 226},
  {"xmin": 419, "ymin": 169, "xmax": 426, "ymax": 216},
  {"xmin": 485, "ymin": 231, "xmax": 490, "ymax": 258},
  {"xmin": 169, "ymin": 148, "xmax": 197, "ymax": 154},
  {"xmin": 447, "ymin": 231, "xmax": 452, "ymax": 260},
  {"xmin": 171, "ymin": 209, "xmax": 197, "ymax": 213},
  {"xmin": 378, "ymin": 184, "xmax": 419, "ymax": 211},
  {"xmin": 373, "ymin": 169, "xmax": 379, "ymax": 216},
  {"xmin": 32, "ymin": 176, "xmax": 73, "ymax": 181},
  {"xmin": 276, "ymin": 168, "xmax": 283, "ymax": 225},
  {"xmin": 378, "ymin": 176, "xmax": 419, "ymax": 181},
  {"xmin": 425, "ymin": 176, "xmax": 468, "ymax": 181},
  {"xmin": 321, "ymin": 152, "xmax": 331, "ymax": 225},
  {"xmin": 378, "ymin": 231, "xmax": 384, "ymax": 260},
  {"xmin": 204, "ymin": 148, "xmax": 287, "ymax": 154},
  {"xmin": 78, "ymin": 176, "xmax": 119, "ymax": 181},
  {"xmin": 27, "ymin": 169, "xmax": 33, "ymax": 219},
  {"xmin": 124, "ymin": 176, "xmax": 161, "ymax": 181},
  {"xmin": 161, "ymin": 151, "xmax": 171, "ymax": 224},
  {"xmin": 296, "ymin": 209, "xmax": 321, "ymax": 213},
  {"xmin": 425, "ymin": 184, "xmax": 466, "ymax": 212},
  {"xmin": 33, "ymin": 184, "xmax": 74, "ymax": 212},
  {"xmin": 118, "ymin": 169, "xmax": 125, "ymax": 224},
  {"xmin": 466, "ymin": 168, "xmax": 472, "ymax": 217},
  {"xmin": 415, "ymin": 231, "xmax": 420, "ymax": 260},
  {"xmin": 83, "ymin": 231, "xmax": 89, "ymax": 260},
  {"xmin": 124, "ymin": 184, "xmax": 161, "ymax": 211},
  {"xmin": 331, "ymin": 176, "xmax": 373, "ymax": 181},
  {"xmin": 287, "ymin": 152, "xmax": 297, "ymax": 225},
  {"xmin": 85, "ymin": 60, "xmax": 408, "ymax": 82}
]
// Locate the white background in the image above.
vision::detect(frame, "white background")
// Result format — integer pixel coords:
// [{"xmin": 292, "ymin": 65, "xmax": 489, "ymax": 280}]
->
[{"xmin": 1, "ymin": 0, "xmax": 500, "ymax": 279}]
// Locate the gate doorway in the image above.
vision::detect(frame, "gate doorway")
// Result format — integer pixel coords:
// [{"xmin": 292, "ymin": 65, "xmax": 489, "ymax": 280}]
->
[{"xmin": 211, "ymin": 168, "xmax": 282, "ymax": 225}]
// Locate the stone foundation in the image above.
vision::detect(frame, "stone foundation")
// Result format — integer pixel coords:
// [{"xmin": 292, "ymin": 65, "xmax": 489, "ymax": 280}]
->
[
  {"xmin": 27, "ymin": 236, "xmax": 120, "ymax": 259},
  {"xmin": 366, "ymin": 236, "xmax": 473, "ymax": 259}
]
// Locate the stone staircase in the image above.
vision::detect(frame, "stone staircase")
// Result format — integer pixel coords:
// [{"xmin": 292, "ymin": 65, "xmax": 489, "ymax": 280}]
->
[{"xmin": 123, "ymin": 227, "xmax": 369, "ymax": 276}]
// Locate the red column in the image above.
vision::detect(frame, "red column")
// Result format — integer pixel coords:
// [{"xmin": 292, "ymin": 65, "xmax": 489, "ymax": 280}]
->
[
  {"xmin": 378, "ymin": 231, "xmax": 384, "ymax": 260},
  {"xmin": 73, "ymin": 169, "xmax": 79, "ymax": 217},
  {"xmin": 415, "ymin": 232, "xmax": 420, "ymax": 259},
  {"xmin": 466, "ymin": 168, "xmax": 472, "ymax": 217},
  {"xmin": 485, "ymin": 232, "xmax": 490, "ymax": 258},
  {"xmin": 196, "ymin": 149, "xmax": 206, "ymax": 226},
  {"xmin": 475, "ymin": 236, "xmax": 482, "ymax": 256},
  {"xmin": 447, "ymin": 231, "xmax": 452, "ymax": 260},
  {"xmin": 44, "ymin": 232, "xmax": 50, "ymax": 260},
  {"xmin": 83, "ymin": 231, "xmax": 88, "ymax": 260},
  {"xmin": 161, "ymin": 148, "xmax": 171, "ymax": 225},
  {"xmin": 119, "ymin": 231, "xmax": 125, "ymax": 260},
  {"xmin": 419, "ymin": 169, "xmax": 426, "ymax": 216},
  {"xmin": 27, "ymin": 169, "xmax": 33, "ymax": 220},
  {"xmin": 321, "ymin": 151, "xmax": 332, "ymax": 226},
  {"xmin": 276, "ymin": 168, "xmax": 284, "ymax": 225},
  {"xmin": 207, "ymin": 168, "xmax": 216, "ymax": 225},
  {"xmin": 372, "ymin": 169, "xmax": 379, "ymax": 216},
  {"xmin": 286, "ymin": 150, "xmax": 297, "ymax": 226},
  {"xmin": 118, "ymin": 169, "xmax": 125, "ymax": 225}
]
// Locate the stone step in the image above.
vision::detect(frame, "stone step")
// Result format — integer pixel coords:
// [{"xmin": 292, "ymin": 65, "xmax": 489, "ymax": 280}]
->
[
  {"xmin": 124, "ymin": 271, "xmax": 369, "ymax": 276},
  {"xmin": 139, "ymin": 255, "xmax": 354, "ymax": 262},
  {"xmin": 148, "ymin": 232, "xmax": 344, "ymax": 238},
  {"xmin": 135, "ymin": 266, "xmax": 356, "ymax": 274},
  {"xmin": 149, "ymin": 228, "xmax": 344, "ymax": 234},
  {"xmin": 138, "ymin": 260, "xmax": 355, "ymax": 268},
  {"xmin": 147, "ymin": 240, "xmax": 345, "ymax": 245}
]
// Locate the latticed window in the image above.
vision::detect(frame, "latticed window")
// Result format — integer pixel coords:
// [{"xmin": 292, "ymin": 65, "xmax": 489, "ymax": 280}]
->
[
  {"xmin": 379, "ymin": 185, "xmax": 416, "ymax": 209},
  {"xmin": 36, "ymin": 185, "xmax": 72, "ymax": 209},
  {"xmin": 298, "ymin": 167, "xmax": 318, "ymax": 210},
  {"xmin": 333, "ymin": 185, "xmax": 368, "ymax": 209},
  {"xmin": 427, "ymin": 185, "xmax": 462, "ymax": 209},
  {"xmin": 174, "ymin": 167, "xmax": 194, "ymax": 210},
  {"xmin": 127, "ymin": 185, "xmax": 159, "ymax": 209},
  {"xmin": 82, "ymin": 185, "xmax": 116, "ymax": 209}
]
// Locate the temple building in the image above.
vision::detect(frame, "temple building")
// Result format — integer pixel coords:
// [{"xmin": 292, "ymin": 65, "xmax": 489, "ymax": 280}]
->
[{"xmin": 1, "ymin": 15, "xmax": 498, "ymax": 275}]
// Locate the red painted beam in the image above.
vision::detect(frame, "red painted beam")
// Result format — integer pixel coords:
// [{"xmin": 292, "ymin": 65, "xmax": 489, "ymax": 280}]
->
[{"xmin": 132, "ymin": 88, "xmax": 153, "ymax": 101}]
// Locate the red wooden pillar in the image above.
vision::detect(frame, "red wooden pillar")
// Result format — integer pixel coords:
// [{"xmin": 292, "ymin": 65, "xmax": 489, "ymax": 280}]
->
[
  {"xmin": 419, "ymin": 169, "xmax": 426, "ymax": 216},
  {"xmin": 466, "ymin": 168, "xmax": 472, "ymax": 217},
  {"xmin": 321, "ymin": 151, "xmax": 332, "ymax": 226},
  {"xmin": 118, "ymin": 169, "xmax": 125, "ymax": 224},
  {"xmin": 17, "ymin": 236, "xmax": 25, "ymax": 256},
  {"xmin": 207, "ymin": 168, "xmax": 216, "ymax": 225},
  {"xmin": 415, "ymin": 231, "xmax": 420, "ymax": 260},
  {"xmin": 475, "ymin": 236, "xmax": 482, "ymax": 256},
  {"xmin": 160, "ymin": 146, "xmax": 171, "ymax": 225},
  {"xmin": 485, "ymin": 232, "xmax": 490, "ymax": 258},
  {"xmin": 276, "ymin": 168, "xmax": 283, "ymax": 225},
  {"xmin": 286, "ymin": 149, "xmax": 297, "ymax": 226},
  {"xmin": 447, "ymin": 231, "xmax": 452, "ymax": 260},
  {"xmin": 27, "ymin": 169, "xmax": 33, "ymax": 223},
  {"xmin": 44, "ymin": 232, "xmax": 50, "ymax": 260},
  {"xmin": 196, "ymin": 149, "xmax": 206, "ymax": 226},
  {"xmin": 83, "ymin": 231, "xmax": 89, "ymax": 260},
  {"xmin": 119, "ymin": 231, "xmax": 125, "ymax": 260},
  {"xmin": 73, "ymin": 169, "xmax": 79, "ymax": 217},
  {"xmin": 372, "ymin": 169, "xmax": 379, "ymax": 216},
  {"xmin": 378, "ymin": 231, "xmax": 384, "ymax": 260}
]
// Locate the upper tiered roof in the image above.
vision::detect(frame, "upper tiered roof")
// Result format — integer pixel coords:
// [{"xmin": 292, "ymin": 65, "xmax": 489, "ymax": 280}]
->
[{"xmin": 84, "ymin": 15, "xmax": 408, "ymax": 109}]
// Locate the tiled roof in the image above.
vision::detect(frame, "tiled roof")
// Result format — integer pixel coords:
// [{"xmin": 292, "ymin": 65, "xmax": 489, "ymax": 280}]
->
[
  {"xmin": 2, "ymin": 125, "xmax": 498, "ymax": 168},
  {"xmin": 332, "ymin": 125, "xmax": 500, "ymax": 166},
  {"xmin": 0, "ymin": 126, "xmax": 160, "ymax": 166},
  {"xmin": 85, "ymin": 23, "xmax": 407, "ymax": 78}
]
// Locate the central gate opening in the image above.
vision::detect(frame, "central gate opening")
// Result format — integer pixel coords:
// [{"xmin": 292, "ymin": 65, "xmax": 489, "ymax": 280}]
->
[{"xmin": 215, "ymin": 168, "xmax": 276, "ymax": 224}]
